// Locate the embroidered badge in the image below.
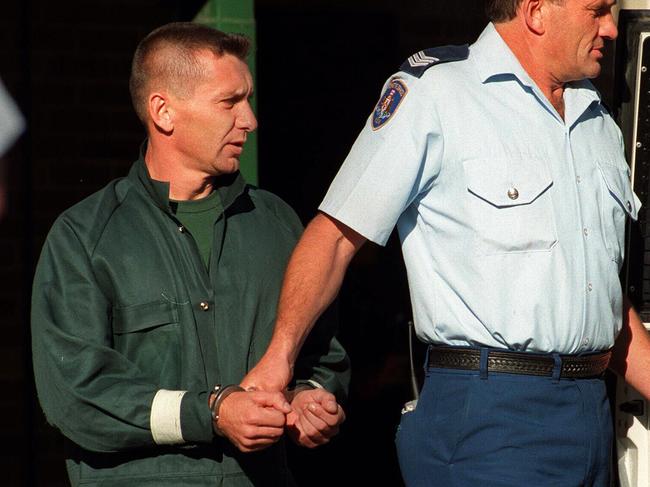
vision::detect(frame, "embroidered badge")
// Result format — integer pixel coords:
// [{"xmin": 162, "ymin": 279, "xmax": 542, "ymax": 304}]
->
[{"xmin": 372, "ymin": 78, "xmax": 408, "ymax": 130}]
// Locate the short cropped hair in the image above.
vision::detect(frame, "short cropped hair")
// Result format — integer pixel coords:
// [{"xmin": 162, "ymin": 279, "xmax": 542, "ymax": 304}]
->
[
  {"xmin": 129, "ymin": 22, "xmax": 250, "ymax": 124},
  {"xmin": 485, "ymin": 0, "xmax": 523, "ymax": 22},
  {"xmin": 486, "ymin": 0, "xmax": 565, "ymax": 22}
]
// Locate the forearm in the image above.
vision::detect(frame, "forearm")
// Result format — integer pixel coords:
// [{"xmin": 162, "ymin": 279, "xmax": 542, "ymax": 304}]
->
[
  {"xmin": 32, "ymin": 321, "xmax": 214, "ymax": 451},
  {"xmin": 293, "ymin": 302, "xmax": 350, "ymax": 403},
  {"xmin": 31, "ymin": 226, "xmax": 214, "ymax": 452},
  {"xmin": 266, "ymin": 212, "xmax": 365, "ymax": 367},
  {"xmin": 610, "ymin": 298, "xmax": 650, "ymax": 399}
]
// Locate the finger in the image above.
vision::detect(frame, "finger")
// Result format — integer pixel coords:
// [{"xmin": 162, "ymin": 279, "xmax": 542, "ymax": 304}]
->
[
  {"xmin": 252, "ymin": 392, "xmax": 292, "ymax": 413},
  {"xmin": 237, "ymin": 436, "xmax": 282, "ymax": 452},
  {"xmin": 285, "ymin": 411, "xmax": 297, "ymax": 428},
  {"xmin": 304, "ymin": 402, "xmax": 341, "ymax": 428},
  {"xmin": 322, "ymin": 398, "xmax": 339, "ymax": 414},
  {"xmin": 251, "ymin": 407, "xmax": 288, "ymax": 428},
  {"xmin": 302, "ymin": 410, "xmax": 338, "ymax": 440},
  {"xmin": 244, "ymin": 425, "xmax": 286, "ymax": 440},
  {"xmin": 287, "ymin": 425, "xmax": 319, "ymax": 449},
  {"xmin": 294, "ymin": 433, "xmax": 319, "ymax": 449},
  {"xmin": 297, "ymin": 412, "xmax": 328, "ymax": 444},
  {"xmin": 306, "ymin": 390, "xmax": 339, "ymax": 414}
]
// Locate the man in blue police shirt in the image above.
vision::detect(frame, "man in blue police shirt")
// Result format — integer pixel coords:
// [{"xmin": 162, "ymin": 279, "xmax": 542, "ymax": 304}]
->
[{"xmin": 243, "ymin": 0, "xmax": 650, "ymax": 485}]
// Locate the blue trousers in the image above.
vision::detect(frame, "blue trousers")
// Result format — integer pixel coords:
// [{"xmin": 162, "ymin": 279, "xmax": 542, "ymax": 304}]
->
[{"xmin": 395, "ymin": 353, "xmax": 612, "ymax": 486}]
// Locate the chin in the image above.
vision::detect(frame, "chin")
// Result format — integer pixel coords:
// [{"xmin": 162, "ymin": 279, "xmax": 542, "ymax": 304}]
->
[
  {"xmin": 212, "ymin": 157, "xmax": 240, "ymax": 176},
  {"xmin": 219, "ymin": 162, "xmax": 240, "ymax": 176},
  {"xmin": 585, "ymin": 66, "xmax": 602, "ymax": 80}
]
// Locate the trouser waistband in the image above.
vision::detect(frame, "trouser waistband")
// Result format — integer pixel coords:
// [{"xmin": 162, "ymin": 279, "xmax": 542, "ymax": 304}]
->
[{"xmin": 427, "ymin": 346, "xmax": 611, "ymax": 379}]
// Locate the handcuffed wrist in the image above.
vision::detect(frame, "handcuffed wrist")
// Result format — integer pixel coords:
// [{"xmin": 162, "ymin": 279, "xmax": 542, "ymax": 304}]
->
[{"xmin": 209, "ymin": 384, "xmax": 244, "ymax": 437}]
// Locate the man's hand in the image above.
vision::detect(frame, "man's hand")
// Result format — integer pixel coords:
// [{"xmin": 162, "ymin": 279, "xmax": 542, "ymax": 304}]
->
[
  {"xmin": 286, "ymin": 388, "xmax": 345, "ymax": 448},
  {"xmin": 215, "ymin": 390, "xmax": 291, "ymax": 452},
  {"xmin": 240, "ymin": 352, "xmax": 293, "ymax": 392},
  {"xmin": 611, "ymin": 298, "xmax": 650, "ymax": 400}
]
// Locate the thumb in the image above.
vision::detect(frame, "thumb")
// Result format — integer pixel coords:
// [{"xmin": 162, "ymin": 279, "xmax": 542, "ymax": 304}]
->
[{"xmin": 254, "ymin": 392, "xmax": 292, "ymax": 414}]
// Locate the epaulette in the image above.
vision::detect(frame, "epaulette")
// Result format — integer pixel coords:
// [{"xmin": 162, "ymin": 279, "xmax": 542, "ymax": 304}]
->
[{"xmin": 399, "ymin": 44, "xmax": 469, "ymax": 78}]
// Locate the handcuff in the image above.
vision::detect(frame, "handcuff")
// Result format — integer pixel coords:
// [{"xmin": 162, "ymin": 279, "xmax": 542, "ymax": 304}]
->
[
  {"xmin": 208, "ymin": 384, "xmax": 244, "ymax": 436},
  {"xmin": 208, "ymin": 382, "xmax": 318, "ymax": 436}
]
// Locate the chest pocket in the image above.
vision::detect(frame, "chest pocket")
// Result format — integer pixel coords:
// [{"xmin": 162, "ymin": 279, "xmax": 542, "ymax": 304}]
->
[
  {"xmin": 112, "ymin": 300, "xmax": 182, "ymax": 387},
  {"xmin": 597, "ymin": 161, "xmax": 638, "ymax": 265},
  {"xmin": 463, "ymin": 157, "xmax": 557, "ymax": 255}
]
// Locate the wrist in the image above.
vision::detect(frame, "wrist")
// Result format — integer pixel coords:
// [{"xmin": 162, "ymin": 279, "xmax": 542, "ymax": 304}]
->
[
  {"xmin": 208, "ymin": 384, "xmax": 244, "ymax": 437},
  {"xmin": 265, "ymin": 338, "xmax": 298, "ymax": 369},
  {"xmin": 287, "ymin": 382, "xmax": 315, "ymax": 402}
]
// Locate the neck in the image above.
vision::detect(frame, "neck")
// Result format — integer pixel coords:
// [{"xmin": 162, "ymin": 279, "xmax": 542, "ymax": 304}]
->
[
  {"xmin": 144, "ymin": 137, "xmax": 214, "ymax": 201},
  {"xmin": 494, "ymin": 21, "xmax": 565, "ymax": 119}
]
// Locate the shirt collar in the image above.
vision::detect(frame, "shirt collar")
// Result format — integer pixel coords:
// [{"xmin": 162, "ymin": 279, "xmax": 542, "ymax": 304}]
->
[
  {"xmin": 471, "ymin": 22, "xmax": 601, "ymax": 122},
  {"xmin": 471, "ymin": 23, "xmax": 537, "ymax": 87},
  {"xmin": 129, "ymin": 140, "xmax": 248, "ymax": 213}
]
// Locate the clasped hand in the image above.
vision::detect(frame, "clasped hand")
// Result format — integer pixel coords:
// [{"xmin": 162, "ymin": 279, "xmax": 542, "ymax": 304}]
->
[{"xmin": 214, "ymin": 388, "xmax": 345, "ymax": 452}]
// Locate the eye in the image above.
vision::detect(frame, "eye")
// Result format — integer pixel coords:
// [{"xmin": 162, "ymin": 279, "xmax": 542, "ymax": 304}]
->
[{"xmin": 593, "ymin": 6, "xmax": 610, "ymax": 17}]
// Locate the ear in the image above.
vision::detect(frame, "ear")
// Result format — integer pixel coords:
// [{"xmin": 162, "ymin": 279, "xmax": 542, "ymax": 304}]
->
[
  {"xmin": 521, "ymin": 0, "xmax": 545, "ymax": 35},
  {"xmin": 148, "ymin": 92, "xmax": 174, "ymax": 134}
]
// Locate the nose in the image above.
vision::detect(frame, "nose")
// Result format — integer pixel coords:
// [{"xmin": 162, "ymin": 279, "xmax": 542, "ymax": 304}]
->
[
  {"xmin": 237, "ymin": 101, "xmax": 258, "ymax": 133},
  {"xmin": 600, "ymin": 12, "xmax": 618, "ymax": 41}
]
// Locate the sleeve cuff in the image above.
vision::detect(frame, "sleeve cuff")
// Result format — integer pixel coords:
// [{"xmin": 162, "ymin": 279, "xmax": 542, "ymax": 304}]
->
[
  {"xmin": 150, "ymin": 389, "xmax": 213, "ymax": 445},
  {"xmin": 180, "ymin": 390, "xmax": 214, "ymax": 443},
  {"xmin": 296, "ymin": 379, "xmax": 324, "ymax": 390},
  {"xmin": 150, "ymin": 389, "xmax": 186, "ymax": 445}
]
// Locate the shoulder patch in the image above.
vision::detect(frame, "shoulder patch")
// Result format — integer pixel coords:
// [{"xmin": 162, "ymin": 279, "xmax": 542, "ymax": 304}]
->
[
  {"xmin": 372, "ymin": 78, "xmax": 408, "ymax": 130},
  {"xmin": 400, "ymin": 44, "xmax": 469, "ymax": 78}
]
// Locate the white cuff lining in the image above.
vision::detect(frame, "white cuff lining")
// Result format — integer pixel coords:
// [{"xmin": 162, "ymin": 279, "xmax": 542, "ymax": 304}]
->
[{"xmin": 150, "ymin": 389, "xmax": 186, "ymax": 445}]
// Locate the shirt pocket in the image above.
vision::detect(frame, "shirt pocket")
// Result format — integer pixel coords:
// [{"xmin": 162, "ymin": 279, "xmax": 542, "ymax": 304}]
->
[
  {"xmin": 112, "ymin": 300, "xmax": 182, "ymax": 386},
  {"xmin": 596, "ymin": 160, "xmax": 638, "ymax": 265},
  {"xmin": 463, "ymin": 157, "xmax": 557, "ymax": 255}
]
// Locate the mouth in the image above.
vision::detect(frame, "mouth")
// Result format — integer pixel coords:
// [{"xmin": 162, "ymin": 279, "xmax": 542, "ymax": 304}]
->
[
  {"xmin": 228, "ymin": 141, "xmax": 245, "ymax": 156},
  {"xmin": 591, "ymin": 44, "xmax": 604, "ymax": 58}
]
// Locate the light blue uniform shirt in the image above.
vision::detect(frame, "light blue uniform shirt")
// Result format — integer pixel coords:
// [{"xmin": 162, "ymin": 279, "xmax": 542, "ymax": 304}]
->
[{"xmin": 320, "ymin": 23, "xmax": 640, "ymax": 354}]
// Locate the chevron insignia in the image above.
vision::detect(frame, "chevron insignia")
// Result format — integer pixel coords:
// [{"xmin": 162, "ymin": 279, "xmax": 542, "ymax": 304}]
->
[
  {"xmin": 408, "ymin": 51, "xmax": 440, "ymax": 67},
  {"xmin": 400, "ymin": 44, "xmax": 469, "ymax": 78}
]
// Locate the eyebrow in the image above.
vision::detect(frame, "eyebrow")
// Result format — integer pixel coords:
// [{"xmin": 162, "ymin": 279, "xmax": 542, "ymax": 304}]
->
[{"xmin": 210, "ymin": 87, "xmax": 249, "ymax": 103}]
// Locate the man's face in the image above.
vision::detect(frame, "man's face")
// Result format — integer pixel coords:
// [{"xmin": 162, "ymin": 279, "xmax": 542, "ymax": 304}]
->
[
  {"xmin": 545, "ymin": 0, "xmax": 618, "ymax": 82},
  {"xmin": 170, "ymin": 52, "xmax": 257, "ymax": 177}
]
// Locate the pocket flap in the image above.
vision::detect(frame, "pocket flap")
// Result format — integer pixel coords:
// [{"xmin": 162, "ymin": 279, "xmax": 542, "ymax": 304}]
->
[
  {"xmin": 597, "ymin": 161, "xmax": 639, "ymax": 221},
  {"xmin": 464, "ymin": 158, "xmax": 553, "ymax": 208},
  {"xmin": 112, "ymin": 300, "xmax": 178, "ymax": 334}
]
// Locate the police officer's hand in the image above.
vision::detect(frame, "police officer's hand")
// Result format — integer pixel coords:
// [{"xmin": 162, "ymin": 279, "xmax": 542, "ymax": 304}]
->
[
  {"xmin": 215, "ymin": 391, "xmax": 291, "ymax": 452},
  {"xmin": 286, "ymin": 388, "xmax": 345, "ymax": 448},
  {"xmin": 240, "ymin": 353, "xmax": 293, "ymax": 393}
]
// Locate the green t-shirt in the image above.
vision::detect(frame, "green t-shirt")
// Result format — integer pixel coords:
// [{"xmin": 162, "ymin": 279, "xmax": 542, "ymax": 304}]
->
[{"xmin": 171, "ymin": 191, "xmax": 222, "ymax": 269}]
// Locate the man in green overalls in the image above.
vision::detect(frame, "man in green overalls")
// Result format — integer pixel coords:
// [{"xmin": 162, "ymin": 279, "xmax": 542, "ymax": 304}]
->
[{"xmin": 31, "ymin": 22, "xmax": 349, "ymax": 486}]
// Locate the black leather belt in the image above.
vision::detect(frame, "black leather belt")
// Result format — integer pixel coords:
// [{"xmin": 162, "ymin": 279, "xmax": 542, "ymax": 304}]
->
[{"xmin": 427, "ymin": 346, "xmax": 611, "ymax": 378}]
